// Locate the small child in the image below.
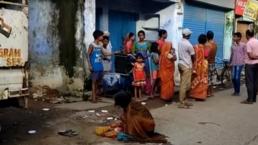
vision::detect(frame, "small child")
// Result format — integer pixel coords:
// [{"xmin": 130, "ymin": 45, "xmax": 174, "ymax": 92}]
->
[
  {"xmin": 150, "ymin": 42, "xmax": 160, "ymax": 98},
  {"xmin": 132, "ymin": 53, "xmax": 146, "ymax": 101},
  {"xmin": 87, "ymin": 30, "xmax": 111, "ymax": 103}
]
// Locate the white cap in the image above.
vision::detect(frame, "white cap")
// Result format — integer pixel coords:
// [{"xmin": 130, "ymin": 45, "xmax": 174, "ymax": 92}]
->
[
  {"xmin": 103, "ymin": 31, "xmax": 110, "ymax": 36},
  {"xmin": 182, "ymin": 28, "xmax": 192, "ymax": 36}
]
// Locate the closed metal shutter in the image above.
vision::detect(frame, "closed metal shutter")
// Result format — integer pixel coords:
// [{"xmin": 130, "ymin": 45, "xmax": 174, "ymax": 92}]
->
[
  {"xmin": 183, "ymin": 4, "xmax": 225, "ymax": 60},
  {"xmin": 183, "ymin": 4, "xmax": 206, "ymax": 45},
  {"xmin": 206, "ymin": 9, "xmax": 225, "ymax": 60}
]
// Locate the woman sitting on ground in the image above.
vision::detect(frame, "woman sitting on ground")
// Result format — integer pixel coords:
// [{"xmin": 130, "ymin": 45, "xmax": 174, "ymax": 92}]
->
[{"xmin": 114, "ymin": 91, "xmax": 167, "ymax": 143}]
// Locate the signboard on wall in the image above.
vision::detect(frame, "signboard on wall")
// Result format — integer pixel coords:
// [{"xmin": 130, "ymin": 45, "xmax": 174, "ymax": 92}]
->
[
  {"xmin": 235, "ymin": 0, "xmax": 248, "ymax": 16},
  {"xmin": 243, "ymin": 0, "xmax": 258, "ymax": 21},
  {"xmin": 0, "ymin": 9, "xmax": 28, "ymax": 67}
]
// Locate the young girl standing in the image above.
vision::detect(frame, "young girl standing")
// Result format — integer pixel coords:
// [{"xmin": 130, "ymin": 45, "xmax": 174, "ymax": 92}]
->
[
  {"xmin": 133, "ymin": 30, "xmax": 152, "ymax": 95},
  {"xmin": 150, "ymin": 42, "xmax": 160, "ymax": 98},
  {"xmin": 132, "ymin": 53, "xmax": 146, "ymax": 101}
]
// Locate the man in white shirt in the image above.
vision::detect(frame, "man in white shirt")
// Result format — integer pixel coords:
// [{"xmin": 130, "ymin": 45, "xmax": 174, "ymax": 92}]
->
[{"xmin": 178, "ymin": 28, "xmax": 195, "ymax": 108}]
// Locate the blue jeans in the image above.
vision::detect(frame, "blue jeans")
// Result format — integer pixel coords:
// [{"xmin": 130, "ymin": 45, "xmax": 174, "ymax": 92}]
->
[{"xmin": 232, "ymin": 65, "xmax": 243, "ymax": 94}]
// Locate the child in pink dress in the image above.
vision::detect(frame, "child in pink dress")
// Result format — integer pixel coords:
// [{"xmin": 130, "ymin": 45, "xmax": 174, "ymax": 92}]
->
[{"xmin": 132, "ymin": 53, "xmax": 146, "ymax": 101}]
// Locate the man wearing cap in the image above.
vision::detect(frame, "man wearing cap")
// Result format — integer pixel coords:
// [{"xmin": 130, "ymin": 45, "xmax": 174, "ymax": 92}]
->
[{"xmin": 178, "ymin": 28, "xmax": 195, "ymax": 108}]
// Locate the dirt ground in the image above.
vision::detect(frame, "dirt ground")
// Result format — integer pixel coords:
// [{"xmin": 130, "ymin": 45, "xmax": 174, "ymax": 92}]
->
[
  {"xmin": 0, "ymin": 99, "xmax": 74, "ymax": 145},
  {"xmin": 0, "ymin": 96, "xmax": 172, "ymax": 145},
  {"xmin": 0, "ymin": 83, "xmax": 233, "ymax": 145}
]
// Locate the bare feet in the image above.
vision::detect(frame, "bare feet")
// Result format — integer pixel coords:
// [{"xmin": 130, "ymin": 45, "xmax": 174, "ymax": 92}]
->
[
  {"xmin": 185, "ymin": 102, "xmax": 193, "ymax": 107},
  {"xmin": 96, "ymin": 97, "xmax": 102, "ymax": 101},
  {"xmin": 148, "ymin": 96, "xmax": 155, "ymax": 99},
  {"xmin": 88, "ymin": 97, "xmax": 98, "ymax": 103},
  {"xmin": 178, "ymin": 103, "xmax": 191, "ymax": 109},
  {"xmin": 90, "ymin": 99, "xmax": 97, "ymax": 103}
]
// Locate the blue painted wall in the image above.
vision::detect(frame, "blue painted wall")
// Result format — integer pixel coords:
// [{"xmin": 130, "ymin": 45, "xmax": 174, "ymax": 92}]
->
[
  {"xmin": 29, "ymin": 0, "xmax": 85, "ymax": 90},
  {"xmin": 108, "ymin": 10, "xmax": 138, "ymax": 52},
  {"xmin": 29, "ymin": 0, "xmax": 59, "ymax": 66}
]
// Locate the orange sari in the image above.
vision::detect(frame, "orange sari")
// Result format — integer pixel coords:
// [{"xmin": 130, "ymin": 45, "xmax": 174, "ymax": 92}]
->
[
  {"xmin": 159, "ymin": 42, "xmax": 175, "ymax": 101},
  {"xmin": 190, "ymin": 44, "xmax": 208, "ymax": 100}
]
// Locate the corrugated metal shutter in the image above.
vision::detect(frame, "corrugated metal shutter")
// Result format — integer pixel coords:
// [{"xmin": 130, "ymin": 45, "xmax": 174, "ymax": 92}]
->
[
  {"xmin": 183, "ymin": 4, "xmax": 206, "ymax": 45},
  {"xmin": 206, "ymin": 9, "xmax": 225, "ymax": 60},
  {"xmin": 183, "ymin": 4, "xmax": 225, "ymax": 60}
]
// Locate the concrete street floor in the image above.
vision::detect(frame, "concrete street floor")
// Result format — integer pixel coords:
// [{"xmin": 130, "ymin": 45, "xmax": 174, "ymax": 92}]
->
[{"xmin": 0, "ymin": 86, "xmax": 258, "ymax": 145}]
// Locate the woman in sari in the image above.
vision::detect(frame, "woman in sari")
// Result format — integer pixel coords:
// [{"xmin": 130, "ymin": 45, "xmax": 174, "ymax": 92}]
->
[
  {"xmin": 114, "ymin": 91, "xmax": 167, "ymax": 143},
  {"xmin": 123, "ymin": 32, "xmax": 135, "ymax": 54},
  {"xmin": 190, "ymin": 34, "xmax": 209, "ymax": 100},
  {"xmin": 156, "ymin": 29, "xmax": 167, "ymax": 49},
  {"xmin": 133, "ymin": 30, "xmax": 152, "ymax": 95},
  {"xmin": 159, "ymin": 40, "xmax": 177, "ymax": 101}
]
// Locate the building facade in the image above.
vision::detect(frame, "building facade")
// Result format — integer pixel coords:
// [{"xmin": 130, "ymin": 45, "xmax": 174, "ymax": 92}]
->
[
  {"xmin": 183, "ymin": 0, "xmax": 235, "ymax": 60},
  {"xmin": 28, "ymin": 0, "xmax": 236, "ymax": 94},
  {"xmin": 93, "ymin": 0, "xmax": 182, "ymax": 85}
]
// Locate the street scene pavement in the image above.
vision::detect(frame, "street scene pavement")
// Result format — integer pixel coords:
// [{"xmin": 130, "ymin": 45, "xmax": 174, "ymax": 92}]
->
[
  {"xmin": 0, "ymin": 86, "xmax": 257, "ymax": 145},
  {"xmin": 1, "ymin": 1, "xmax": 257, "ymax": 145},
  {"xmin": 153, "ymin": 86, "xmax": 258, "ymax": 145}
]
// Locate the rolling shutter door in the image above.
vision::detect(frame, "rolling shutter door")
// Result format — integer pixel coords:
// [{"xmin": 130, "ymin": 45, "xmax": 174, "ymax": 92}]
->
[
  {"xmin": 206, "ymin": 9, "xmax": 225, "ymax": 60},
  {"xmin": 183, "ymin": 4, "xmax": 225, "ymax": 60},
  {"xmin": 183, "ymin": 4, "xmax": 206, "ymax": 45}
]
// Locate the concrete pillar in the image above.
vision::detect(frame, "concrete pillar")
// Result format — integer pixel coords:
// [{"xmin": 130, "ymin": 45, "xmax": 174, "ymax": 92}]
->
[
  {"xmin": 83, "ymin": 0, "xmax": 96, "ymax": 76},
  {"xmin": 84, "ymin": 0, "xmax": 96, "ymax": 49}
]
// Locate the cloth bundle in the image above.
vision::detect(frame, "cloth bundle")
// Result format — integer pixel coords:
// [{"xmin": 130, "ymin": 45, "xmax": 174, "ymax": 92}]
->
[{"xmin": 95, "ymin": 126, "xmax": 123, "ymax": 139}]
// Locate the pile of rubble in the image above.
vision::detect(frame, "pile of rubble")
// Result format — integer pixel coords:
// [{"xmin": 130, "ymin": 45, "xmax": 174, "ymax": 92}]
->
[{"xmin": 30, "ymin": 85, "xmax": 91, "ymax": 104}]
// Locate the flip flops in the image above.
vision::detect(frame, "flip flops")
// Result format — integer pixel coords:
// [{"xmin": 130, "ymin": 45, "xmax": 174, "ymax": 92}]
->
[{"xmin": 58, "ymin": 129, "xmax": 78, "ymax": 137}]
